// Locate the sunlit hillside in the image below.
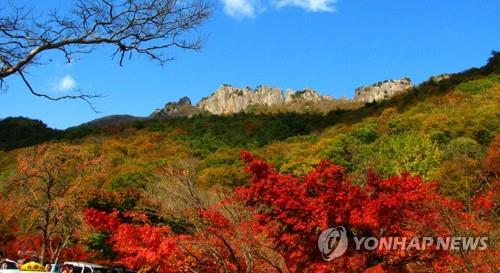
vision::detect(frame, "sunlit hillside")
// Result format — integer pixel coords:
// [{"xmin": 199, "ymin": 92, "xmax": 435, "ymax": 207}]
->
[{"xmin": 0, "ymin": 52, "xmax": 499, "ymax": 272}]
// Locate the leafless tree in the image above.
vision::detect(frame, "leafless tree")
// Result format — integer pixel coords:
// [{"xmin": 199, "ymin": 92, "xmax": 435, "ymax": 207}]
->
[
  {"xmin": 0, "ymin": 0, "xmax": 210, "ymax": 109},
  {"xmin": 146, "ymin": 161, "xmax": 288, "ymax": 273}
]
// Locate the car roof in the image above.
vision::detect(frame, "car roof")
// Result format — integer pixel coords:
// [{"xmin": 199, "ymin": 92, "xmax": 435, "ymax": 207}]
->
[{"xmin": 63, "ymin": 262, "xmax": 107, "ymax": 268}]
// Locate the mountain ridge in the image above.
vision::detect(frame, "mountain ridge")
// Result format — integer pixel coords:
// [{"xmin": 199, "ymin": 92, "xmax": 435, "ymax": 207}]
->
[{"xmin": 149, "ymin": 76, "xmax": 414, "ymax": 119}]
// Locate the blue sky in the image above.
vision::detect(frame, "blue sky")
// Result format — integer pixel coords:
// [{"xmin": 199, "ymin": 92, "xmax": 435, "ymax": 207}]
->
[{"xmin": 1, "ymin": 0, "xmax": 499, "ymax": 129}]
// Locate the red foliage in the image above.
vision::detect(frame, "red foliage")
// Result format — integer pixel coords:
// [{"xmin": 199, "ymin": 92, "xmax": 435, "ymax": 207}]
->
[
  {"xmin": 83, "ymin": 208, "xmax": 121, "ymax": 232},
  {"xmin": 84, "ymin": 151, "xmax": 497, "ymax": 273},
  {"xmin": 84, "ymin": 208, "xmax": 183, "ymax": 273},
  {"xmin": 110, "ymin": 224, "xmax": 179, "ymax": 273},
  {"xmin": 239, "ymin": 151, "xmax": 459, "ymax": 272},
  {"xmin": 1, "ymin": 233, "xmax": 88, "ymax": 262}
]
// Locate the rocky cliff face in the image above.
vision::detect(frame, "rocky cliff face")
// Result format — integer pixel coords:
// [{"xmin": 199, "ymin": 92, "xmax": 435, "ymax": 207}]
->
[
  {"xmin": 196, "ymin": 85, "xmax": 281, "ymax": 114},
  {"xmin": 429, "ymin": 73, "xmax": 452, "ymax": 83},
  {"xmin": 149, "ymin": 96, "xmax": 200, "ymax": 119},
  {"xmin": 197, "ymin": 85, "xmax": 330, "ymax": 114},
  {"xmin": 284, "ymin": 89, "xmax": 324, "ymax": 104},
  {"xmin": 353, "ymin": 77, "xmax": 413, "ymax": 103},
  {"xmin": 150, "ymin": 77, "xmax": 415, "ymax": 118}
]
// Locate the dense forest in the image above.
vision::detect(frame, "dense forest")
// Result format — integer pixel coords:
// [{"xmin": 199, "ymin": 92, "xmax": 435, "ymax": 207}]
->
[{"xmin": 0, "ymin": 52, "xmax": 499, "ymax": 272}]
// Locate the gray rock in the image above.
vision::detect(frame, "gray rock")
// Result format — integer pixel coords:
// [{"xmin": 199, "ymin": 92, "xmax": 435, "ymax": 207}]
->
[
  {"xmin": 149, "ymin": 96, "xmax": 200, "ymax": 119},
  {"xmin": 151, "ymin": 77, "xmax": 421, "ymax": 118},
  {"xmin": 285, "ymin": 88, "xmax": 323, "ymax": 104},
  {"xmin": 197, "ymin": 85, "xmax": 330, "ymax": 114},
  {"xmin": 429, "ymin": 73, "xmax": 452, "ymax": 83},
  {"xmin": 353, "ymin": 77, "xmax": 413, "ymax": 103}
]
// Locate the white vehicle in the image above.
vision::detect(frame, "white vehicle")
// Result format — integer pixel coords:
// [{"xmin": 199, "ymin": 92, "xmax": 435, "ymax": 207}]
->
[
  {"xmin": 62, "ymin": 262, "xmax": 109, "ymax": 273},
  {"xmin": 0, "ymin": 259, "xmax": 20, "ymax": 273},
  {"xmin": 0, "ymin": 259, "xmax": 17, "ymax": 270},
  {"xmin": 0, "ymin": 259, "xmax": 18, "ymax": 273}
]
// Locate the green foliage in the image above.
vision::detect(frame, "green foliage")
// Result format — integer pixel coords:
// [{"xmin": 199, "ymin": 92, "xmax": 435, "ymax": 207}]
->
[
  {"xmin": 429, "ymin": 130, "xmax": 451, "ymax": 146},
  {"xmin": 350, "ymin": 124, "xmax": 378, "ymax": 144},
  {"xmin": 86, "ymin": 192, "xmax": 140, "ymax": 212},
  {"xmin": 0, "ymin": 152, "xmax": 15, "ymax": 187},
  {"xmin": 145, "ymin": 112, "xmax": 327, "ymax": 154},
  {"xmin": 109, "ymin": 170, "xmax": 150, "ymax": 190},
  {"xmin": 442, "ymin": 137, "xmax": 485, "ymax": 161},
  {"xmin": 388, "ymin": 119, "xmax": 404, "ymax": 134},
  {"xmin": 0, "ymin": 117, "xmax": 60, "ymax": 150},
  {"xmin": 319, "ymin": 134, "xmax": 354, "ymax": 170},
  {"xmin": 86, "ymin": 232, "xmax": 116, "ymax": 260},
  {"xmin": 63, "ymin": 125, "xmax": 99, "ymax": 140},
  {"xmin": 372, "ymin": 132, "xmax": 440, "ymax": 180},
  {"xmin": 457, "ymin": 74, "xmax": 500, "ymax": 94}
]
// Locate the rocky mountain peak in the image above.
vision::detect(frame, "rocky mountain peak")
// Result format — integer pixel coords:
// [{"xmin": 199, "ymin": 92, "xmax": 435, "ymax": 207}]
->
[
  {"xmin": 196, "ymin": 85, "xmax": 259, "ymax": 115},
  {"xmin": 196, "ymin": 85, "xmax": 331, "ymax": 114},
  {"xmin": 150, "ymin": 77, "xmax": 417, "ymax": 119},
  {"xmin": 284, "ymin": 88, "xmax": 323, "ymax": 104},
  {"xmin": 149, "ymin": 96, "xmax": 199, "ymax": 119},
  {"xmin": 177, "ymin": 96, "xmax": 192, "ymax": 105},
  {"xmin": 353, "ymin": 77, "xmax": 413, "ymax": 103}
]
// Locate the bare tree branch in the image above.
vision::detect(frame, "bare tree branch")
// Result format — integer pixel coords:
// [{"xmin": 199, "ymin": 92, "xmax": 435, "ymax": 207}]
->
[
  {"xmin": 17, "ymin": 69, "xmax": 102, "ymax": 112},
  {"xmin": 0, "ymin": 0, "xmax": 210, "ymax": 105}
]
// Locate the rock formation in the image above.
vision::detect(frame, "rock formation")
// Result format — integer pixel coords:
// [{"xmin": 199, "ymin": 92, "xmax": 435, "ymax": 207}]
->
[
  {"xmin": 149, "ymin": 96, "xmax": 200, "ymax": 119},
  {"xmin": 150, "ymin": 77, "xmax": 415, "ymax": 118},
  {"xmin": 353, "ymin": 77, "xmax": 413, "ymax": 103},
  {"xmin": 197, "ymin": 85, "xmax": 330, "ymax": 115},
  {"xmin": 284, "ymin": 89, "xmax": 324, "ymax": 104},
  {"xmin": 429, "ymin": 73, "xmax": 452, "ymax": 83}
]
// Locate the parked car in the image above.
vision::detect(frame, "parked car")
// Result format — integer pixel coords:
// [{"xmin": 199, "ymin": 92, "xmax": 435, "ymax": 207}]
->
[
  {"xmin": 0, "ymin": 259, "xmax": 18, "ymax": 273},
  {"xmin": 62, "ymin": 262, "xmax": 108, "ymax": 273},
  {"xmin": 0, "ymin": 259, "xmax": 17, "ymax": 270}
]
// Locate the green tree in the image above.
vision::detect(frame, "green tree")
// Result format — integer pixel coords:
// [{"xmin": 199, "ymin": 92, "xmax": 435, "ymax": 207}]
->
[{"xmin": 373, "ymin": 132, "xmax": 440, "ymax": 180}]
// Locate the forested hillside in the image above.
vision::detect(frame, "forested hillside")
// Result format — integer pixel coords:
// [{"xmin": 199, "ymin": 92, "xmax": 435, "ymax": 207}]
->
[{"xmin": 0, "ymin": 52, "xmax": 499, "ymax": 272}]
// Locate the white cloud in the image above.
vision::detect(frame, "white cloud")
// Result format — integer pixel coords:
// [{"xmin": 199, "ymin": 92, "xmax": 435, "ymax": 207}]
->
[
  {"xmin": 221, "ymin": 0, "xmax": 256, "ymax": 18},
  {"xmin": 274, "ymin": 0, "xmax": 336, "ymax": 12},
  {"xmin": 220, "ymin": 0, "xmax": 336, "ymax": 18},
  {"xmin": 54, "ymin": 74, "xmax": 77, "ymax": 92}
]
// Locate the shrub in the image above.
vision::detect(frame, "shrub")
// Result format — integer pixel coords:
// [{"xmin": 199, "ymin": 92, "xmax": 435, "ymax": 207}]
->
[
  {"xmin": 442, "ymin": 137, "xmax": 485, "ymax": 161},
  {"xmin": 109, "ymin": 170, "xmax": 150, "ymax": 190},
  {"xmin": 372, "ymin": 132, "xmax": 440, "ymax": 180},
  {"xmin": 457, "ymin": 74, "xmax": 500, "ymax": 94},
  {"xmin": 350, "ymin": 124, "xmax": 378, "ymax": 144}
]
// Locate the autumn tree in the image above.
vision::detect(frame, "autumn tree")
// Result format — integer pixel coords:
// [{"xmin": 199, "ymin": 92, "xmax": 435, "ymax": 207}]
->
[
  {"xmin": 483, "ymin": 134, "xmax": 500, "ymax": 179},
  {"xmin": 238, "ymin": 151, "xmax": 498, "ymax": 272},
  {"xmin": 435, "ymin": 137, "xmax": 487, "ymax": 205},
  {"xmin": 372, "ymin": 132, "xmax": 440, "ymax": 180},
  {"xmin": 11, "ymin": 143, "xmax": 102, "ymax": 264},
  {"xmin": 0, "ymin": 0, "xmax": 210, "ymax": 105},
  {"xmin": 146, "ymin": 159, "xmax": 285, "ymax": 272},
  {"xmin": 85, "ymin": 159, "xmax": 287, "ymax": 272},
  {"xmin": 82, "ymin": 151, "xmax": 499, "ymax": 272}
]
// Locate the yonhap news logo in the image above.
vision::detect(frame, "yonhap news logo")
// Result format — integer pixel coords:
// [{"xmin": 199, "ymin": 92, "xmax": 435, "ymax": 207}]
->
[
  {"xmin": 317, "ymin": 226, "xmax": 348, "ymax": 261},
  {"xmin": 318, "ymin": 226, "xmax": 489, "ymax": 261}
]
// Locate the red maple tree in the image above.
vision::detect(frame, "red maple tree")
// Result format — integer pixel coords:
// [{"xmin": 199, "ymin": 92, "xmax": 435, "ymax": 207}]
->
[{"xmin": 84, "ymin": 151, "xmax": 497, "ymax": 273}]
